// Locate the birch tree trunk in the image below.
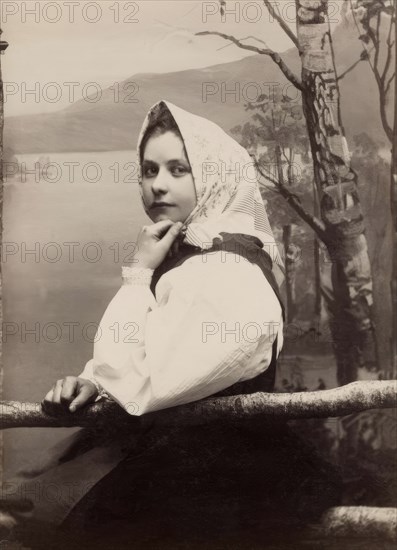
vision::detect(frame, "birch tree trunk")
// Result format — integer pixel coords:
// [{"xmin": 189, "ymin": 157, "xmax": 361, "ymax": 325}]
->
[{"xmin": 295, "ymin": 0, "xmax": 378, "ymax": 384}]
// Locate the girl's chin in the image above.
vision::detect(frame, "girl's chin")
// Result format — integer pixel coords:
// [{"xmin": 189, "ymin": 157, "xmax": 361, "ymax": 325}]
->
[{"xmin": 152, "ymin": 212, "xmax": 181, "ymax": 223}]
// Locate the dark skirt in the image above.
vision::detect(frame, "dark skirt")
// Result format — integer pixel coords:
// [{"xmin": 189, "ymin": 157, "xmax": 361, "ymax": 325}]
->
[{"xmin": 34, "ymin": 416, "xmax": 343, "ymax": 549}]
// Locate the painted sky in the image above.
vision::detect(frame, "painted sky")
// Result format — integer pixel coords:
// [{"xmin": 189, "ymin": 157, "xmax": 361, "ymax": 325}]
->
[{"xmin": 0, "ymin": 0, "xmax": 312, "ymax": 116}]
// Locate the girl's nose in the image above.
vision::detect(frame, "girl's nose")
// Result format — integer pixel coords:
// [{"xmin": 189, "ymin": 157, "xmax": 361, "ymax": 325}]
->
[{"xmin": 151, "ymin": 167, "xmax": 170, "ymax": 194}]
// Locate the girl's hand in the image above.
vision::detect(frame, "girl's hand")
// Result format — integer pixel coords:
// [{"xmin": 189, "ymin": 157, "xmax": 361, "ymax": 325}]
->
[
  {"xmin": 42, "ymin": 376, "xmax": 98, "ymax": 415},
  {"xmin": 133, "ymin": 220, "xmax": 183, "ymax": 270}
]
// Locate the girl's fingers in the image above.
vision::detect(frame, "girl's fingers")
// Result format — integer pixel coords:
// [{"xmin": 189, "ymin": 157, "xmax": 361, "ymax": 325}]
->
[
  {"xmin": 61, "ymin": 377, "xmax": 78, "ymax": 405},
  {"xmin": 150, "ymin": 219, "xmax": 174, "ymax": 238},
  {"xmin": 159, "ymin": 223, "xmax": 183, "ymax": 251},
  {"xmin": 69, "ymin": 384, "xmax": 96, "ymax": 413},
  {"xmin": 42, "ymin": 387, "xmax": 55, "ymax": 409},
  {"xmin": 41, "ymin": 387, "xmax": 57, "ymax": 415},
  {"xmin": 43, "ymin": 387, "xmax": 54, "ymax": 401},
  {"xmin": 52, "ymin": 379, "xmax": 64, "ymax": 405}
]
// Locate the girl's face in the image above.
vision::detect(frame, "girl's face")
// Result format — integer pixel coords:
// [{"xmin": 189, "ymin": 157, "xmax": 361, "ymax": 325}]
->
[{"xmin": 141, "ymin": 131, "xmax": 197, "ymax": 223}]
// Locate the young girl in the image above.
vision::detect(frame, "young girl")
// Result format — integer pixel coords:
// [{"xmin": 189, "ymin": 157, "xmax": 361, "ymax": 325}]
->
[
  {"xmin": 43, "ymin": 100, "xmax": 285, "ymax": 418},
  {"xmin": 34, "ymin": 101, "xmax": 341, "ymax": 548}
]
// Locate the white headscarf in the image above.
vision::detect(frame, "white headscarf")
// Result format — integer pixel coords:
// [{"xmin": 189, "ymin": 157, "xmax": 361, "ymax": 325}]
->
[{"xmin": 137, "ymin": 100, "xmax": 285, "ymax": 286}]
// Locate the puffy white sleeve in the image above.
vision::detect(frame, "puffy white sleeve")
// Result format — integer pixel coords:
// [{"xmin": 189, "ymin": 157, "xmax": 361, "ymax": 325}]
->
[{"xmin": 78, "ymin": 252, "xmax": 283, "ymax": 416}]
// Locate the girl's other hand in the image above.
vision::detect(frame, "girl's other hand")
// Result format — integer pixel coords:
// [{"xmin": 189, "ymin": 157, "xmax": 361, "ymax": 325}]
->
[
  {"xmin": 134, "ymin": 220, "xmax": 183, "ymax": 270},
  {"xmin": 42, "ymin": 376, "xmax": 98, "ymax": 415}
]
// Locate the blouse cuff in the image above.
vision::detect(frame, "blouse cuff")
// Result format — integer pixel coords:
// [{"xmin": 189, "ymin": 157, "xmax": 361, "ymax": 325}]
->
[
  {"xmin": 87, "ymin": 376, "xmax": 111, "ymax": 401},
  {"xmin": 122, "ymin": 266, "xmax": 154, "ymax": 286}
]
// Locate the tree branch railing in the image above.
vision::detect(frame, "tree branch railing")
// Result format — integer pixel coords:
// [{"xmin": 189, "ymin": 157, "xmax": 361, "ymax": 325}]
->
[
  {"xmin": 1, "ymin": 381, "xmax": 396, "ymax": 430},
  {"xmin": 321, "ymin": 506, "xmax": 397, "ymax": 542},
  {"xmin": 1, "ymin": 381, "xmax": 396, "ymax": 541}
]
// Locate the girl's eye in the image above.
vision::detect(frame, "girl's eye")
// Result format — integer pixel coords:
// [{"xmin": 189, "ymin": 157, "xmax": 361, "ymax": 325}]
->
[
  {"xmin": 171, "ymin": 165, "xmax": 190, "ymax": 176},
  {"xmin": 143, "ymin": 167, "xmax": 157, "ymax": 177},
  {"xmin": 143, "ymin": 164, "xmax": 190, "ymax": 178}
]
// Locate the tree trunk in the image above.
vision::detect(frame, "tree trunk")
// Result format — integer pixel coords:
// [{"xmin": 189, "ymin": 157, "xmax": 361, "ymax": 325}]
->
[
  {"xmin": 0, "ymin": 29, "xmax": 6, "ymax": 488},
  {"xmin": 314, "ymin": 236, "xmax": 322, "ymax": 321},
  {"xmin": 392, "ymin": 13, "xmax": 397, "ymax": 378},
  {"xmin": 295, "ymin": 0, "xmax": 378, "ymax": 385},
  {"xmin": 283, "ymin": 224, "xmax": 296, "ymax": 324},
  {"xmin": 313, "ymin": 178, "xmax": 322, "ymax": 325},
  {"xmin": 276, "ymin": 145, "xmax": 297, "ymax": 323}
]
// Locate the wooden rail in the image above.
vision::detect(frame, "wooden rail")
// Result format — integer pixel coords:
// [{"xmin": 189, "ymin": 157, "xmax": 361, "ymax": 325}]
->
[{"xmin": 1, "ymin": 381, "xmax": 396, "ymax": 429}]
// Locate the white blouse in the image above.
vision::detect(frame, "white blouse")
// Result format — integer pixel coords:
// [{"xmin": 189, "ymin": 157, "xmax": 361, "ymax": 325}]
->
[{"xmin": 79, "ymin": 250, "xmax": 284, "ymax": 416}]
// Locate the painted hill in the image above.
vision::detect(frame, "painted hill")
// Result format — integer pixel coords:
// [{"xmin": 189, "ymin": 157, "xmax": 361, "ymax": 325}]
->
[{"xmin": 4, "ymin": 22, "xmax": 389, "ymax": 153}]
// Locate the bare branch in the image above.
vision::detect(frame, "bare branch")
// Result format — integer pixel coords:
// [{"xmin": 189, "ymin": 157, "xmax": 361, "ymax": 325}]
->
[
  {"xmin": 322, "ymin": 507, "xmax": 397, "ymax": 542},
  {"xmin": 254, "ymin": 157, "xmax": 327, "ymax": 239},
  {"xmin": 367, "ymin": 26, "xmax": 384, "ymax": 86},
  {"xmin": 216, "ymin": 34, "xmax": 271, "ymax": 52},
  {"xmin": 382, "ymin": 6, "xmax": 396, "ymax": 80},
  {"xmin": 337, "ymin": 48, "xmax": 374, "ymax": 81},
  {"xmin": 348, "ymin": 0, "xmax": 379, "ymax": 79},
  {"xmin": 281, "ymin": 147, "xmax": 289, "ymax": 165},
  {"xmin": 262, "ymin": 0, "xmax": 299, "ymax": 48},
  {"xmin": 256, "ymin": 168, "xmax": 279, "ymax": 187},
  {"xmin": 379, "ymin": 113, "xmax": 393, "ymax": 141},
  {"xmin": 195, "ymin": 31, "xmax": 303, "ymax": 90},
  {"xmin": 378, "ymin": 10, "xmax": 395, "ymax": 96},
  {"xmin": 381, "ymin": 19, "xmax": 394, "ymax": 84},
  {"xmin": 374, "ymin": 10, "xmax": 381, "ymax": 71},
  {"xmin": 378, "ymin": 70, "xmax": 394, "ymax": 140},
  {"xmin": 385, "ymin": 71, "xmax": 395, "ymax": 96},
  {"xmin": 0, "ymin": 381, "xmax": 395, "ymax": 430},
  {"xmin": 357, "ymin": 13, "xmax": 393, "ymax": 141}
]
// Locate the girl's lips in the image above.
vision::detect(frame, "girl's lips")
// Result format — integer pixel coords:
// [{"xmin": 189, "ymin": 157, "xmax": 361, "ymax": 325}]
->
[{"xmin": 151, "ymin": 203, "xmax": 175, "ymax": 209}]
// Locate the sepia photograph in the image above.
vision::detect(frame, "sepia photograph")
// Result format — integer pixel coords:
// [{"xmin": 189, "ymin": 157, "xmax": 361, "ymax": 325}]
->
[{"xmin": 0, "ymin": 1, "xmax": 396, "ymax": 548}]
